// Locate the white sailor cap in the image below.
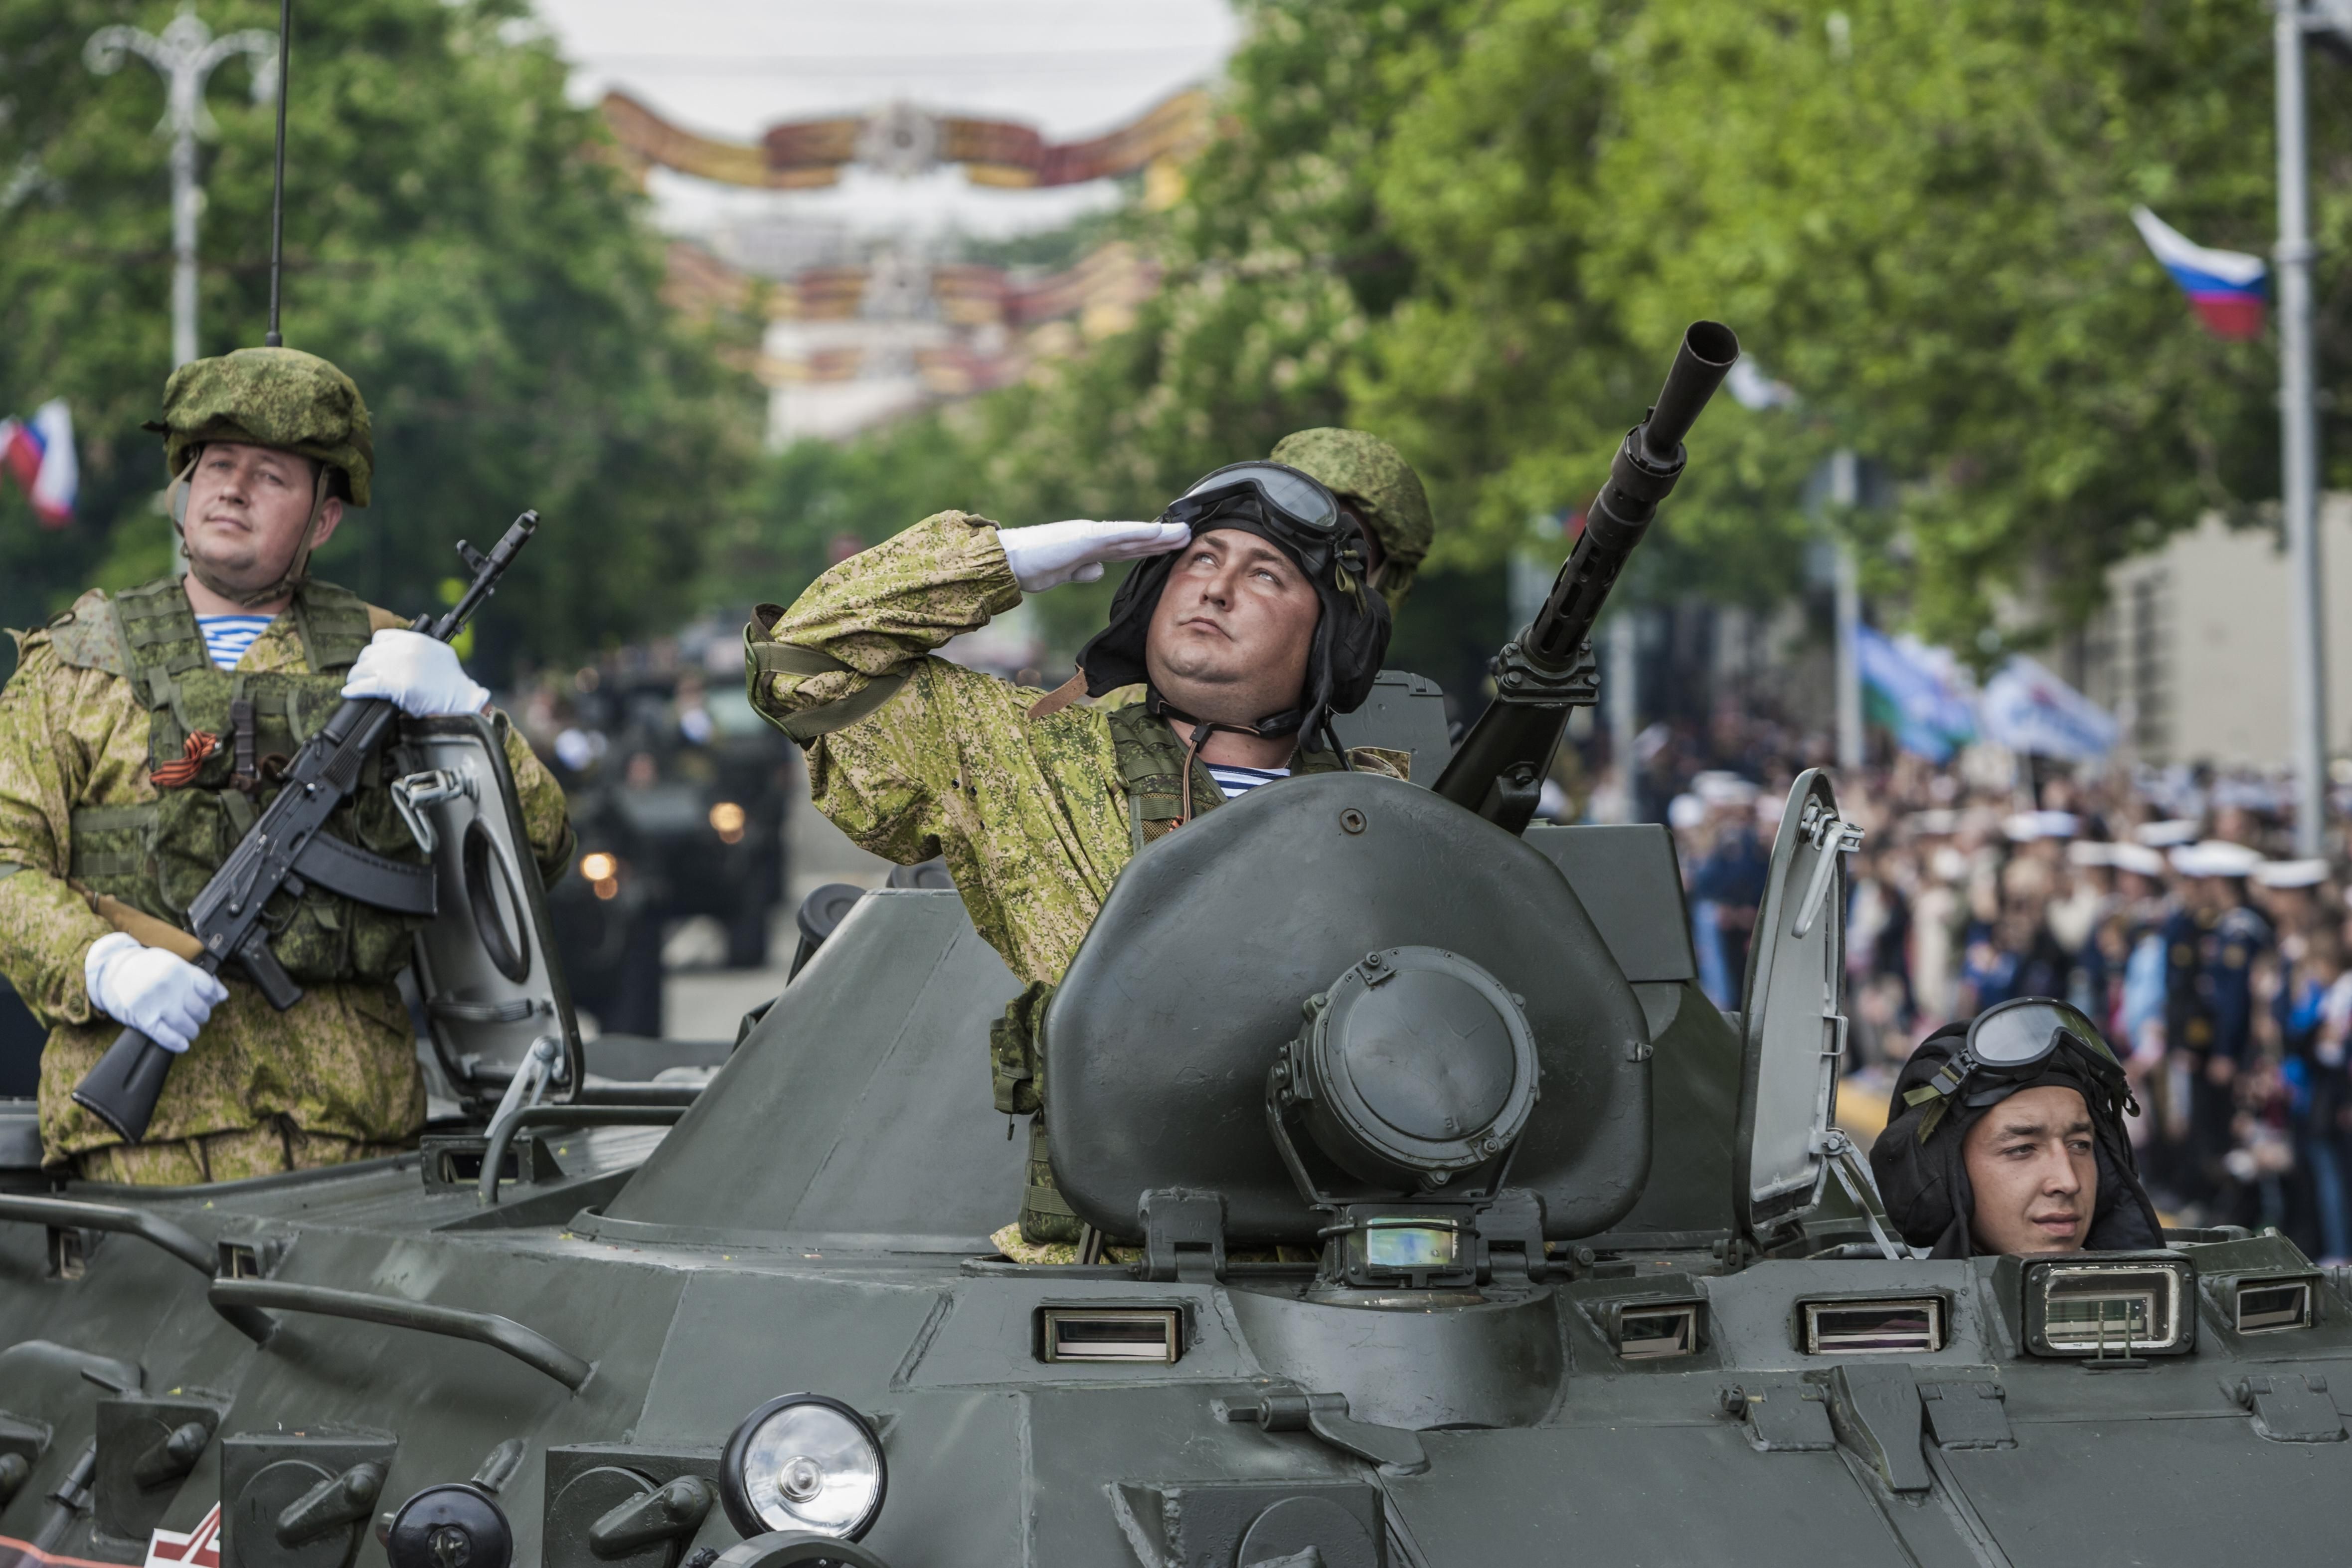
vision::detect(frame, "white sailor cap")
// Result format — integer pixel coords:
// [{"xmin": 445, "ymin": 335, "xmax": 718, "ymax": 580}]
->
[
  {"xmin": 2168, "ymin": 840, "xmax": 2266, "ymax": 879},
  {"xmin": 2136, "ymin": 819, "xmax": 2200, "ymax": 848},
  {"xmin": 2253, "ymin": 858, "xmax": 2331, "ymax": 890},
  {"xmin": 2109, "ymin": 843, "xmax": 2169, "ymax": 878}
]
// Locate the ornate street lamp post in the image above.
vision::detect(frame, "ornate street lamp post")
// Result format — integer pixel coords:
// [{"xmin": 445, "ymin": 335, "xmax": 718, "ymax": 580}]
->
[{"xmin": 85, "ymin": 4, "xmax": 277, "ymax": 368}]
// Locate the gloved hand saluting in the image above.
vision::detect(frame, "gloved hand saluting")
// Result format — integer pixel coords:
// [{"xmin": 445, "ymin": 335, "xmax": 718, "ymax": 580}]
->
[
  {"xmin": 997, "ymin": 520, "xmax": 1191, "ymax": 593},
  {"xmin": 341, "ymin": 629, "xmax": 491, "ymax": 717},
  {"xmin": 84, "ymin": 932, "xmax": 228, "ymax": 1054}
]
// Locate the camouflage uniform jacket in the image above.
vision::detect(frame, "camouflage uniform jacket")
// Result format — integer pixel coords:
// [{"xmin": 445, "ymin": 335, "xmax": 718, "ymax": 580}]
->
[
  {"xmin": 747, "ymin": 511, "xmax": 1407, "ymax": 989},
  {"xmin": 0, "ymin": 582, "xmax": 573, "ymax": 1168}
]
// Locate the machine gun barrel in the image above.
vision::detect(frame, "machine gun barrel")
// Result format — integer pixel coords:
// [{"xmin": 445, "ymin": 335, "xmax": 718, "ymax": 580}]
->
[
  {"xmin": 1434, "ymin": 324, "xmax": 1738, "ymax": 830},
  {"xmin": 71, "ymin": 512, "xmax": 539, "ymax": 1143}
]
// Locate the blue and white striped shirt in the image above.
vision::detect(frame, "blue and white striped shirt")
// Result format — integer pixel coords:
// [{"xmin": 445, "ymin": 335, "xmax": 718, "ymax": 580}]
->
[
  {"xmin": 1206, "ymin": 763, "xmax": 1289, "ymax": 800},
  {"xmin": 195, "ymin": 614, "xmax": 275, "ymax": 671}
]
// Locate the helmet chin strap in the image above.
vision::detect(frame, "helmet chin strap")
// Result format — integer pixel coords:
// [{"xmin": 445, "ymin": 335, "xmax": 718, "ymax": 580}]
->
[
  {"xmin": 174, "ymin": 453, "xmax": 332, "ymax": 610},
  {"xmin": 1147, "ymin": 688, "xmax": 1351, "ymax": 827}
]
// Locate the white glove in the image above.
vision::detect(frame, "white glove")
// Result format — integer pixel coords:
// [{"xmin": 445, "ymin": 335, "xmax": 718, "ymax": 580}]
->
[
  {"xmin": 997, "ymin": 520, "xmax": 1191, "ymax": 593},
  {"xmin": 84, "ymin": 932, "xmax": 228, "ymax": 1054},
  {"xmin": 341, "ymin": 629, "xmax": 491, "ymax": 717}
]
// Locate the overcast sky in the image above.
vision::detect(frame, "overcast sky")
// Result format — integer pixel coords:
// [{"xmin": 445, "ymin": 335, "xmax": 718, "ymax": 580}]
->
[{"xmin": 532, "ymin": 0, "xmax": 1242, "ymax": 240}]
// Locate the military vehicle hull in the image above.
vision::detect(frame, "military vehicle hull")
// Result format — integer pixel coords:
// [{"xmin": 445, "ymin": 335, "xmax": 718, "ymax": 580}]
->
[{"xmin": 4, "ymin": 872, "xmax": 2350, "ymax": 1568}]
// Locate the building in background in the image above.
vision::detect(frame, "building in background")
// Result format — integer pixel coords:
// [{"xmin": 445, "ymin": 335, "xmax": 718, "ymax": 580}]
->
[{"xmin": 2085, "ymin": 494, "xmax": 2352, "ymax": 768}]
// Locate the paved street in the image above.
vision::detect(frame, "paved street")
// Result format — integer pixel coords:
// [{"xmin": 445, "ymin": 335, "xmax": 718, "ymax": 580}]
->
[{"xmin": 659, "ymin": 776, "xmax": 893, "ymax": 1042}]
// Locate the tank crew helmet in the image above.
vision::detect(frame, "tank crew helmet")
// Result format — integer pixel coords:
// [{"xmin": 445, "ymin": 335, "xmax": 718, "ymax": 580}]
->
[
  {"xmin": 1269, "ymin": 427, "xmax": 1434, "ymax": 611},
  {"xmin": 1073, "ymin": 460, "xmax": 1392, "ymax": 752},
  {"xmin": 145, "ymin": 346, "xmax": 373, "ymax": 606},
  {"xmin": 1869, "ymin": 998, "xmax": 2164, "ymax": 1259}
]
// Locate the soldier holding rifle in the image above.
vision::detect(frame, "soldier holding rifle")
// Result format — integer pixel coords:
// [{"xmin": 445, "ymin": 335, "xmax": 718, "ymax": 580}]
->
[{"xmin": 0, "ymin": 348, "xmax": 571, "ymax": 1184}]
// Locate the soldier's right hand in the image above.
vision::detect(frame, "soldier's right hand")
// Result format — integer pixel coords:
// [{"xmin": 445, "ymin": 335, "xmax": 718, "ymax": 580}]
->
[
  {"xmin": 997, "ymin": 520, "xmax": 1192, "ymax": 593},
  {"xmin": 83, "ymin": 933, "xmax": 229, "ymax": 1054}
]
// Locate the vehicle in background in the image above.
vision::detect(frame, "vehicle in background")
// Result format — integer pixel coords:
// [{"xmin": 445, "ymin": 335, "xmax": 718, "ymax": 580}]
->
[{"xmin": 534, "ymin": 658, "xmax": 795, "ymax": 1039}]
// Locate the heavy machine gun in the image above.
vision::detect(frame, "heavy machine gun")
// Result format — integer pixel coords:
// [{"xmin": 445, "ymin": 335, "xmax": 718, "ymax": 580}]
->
[
  {"xmin": 1434, "ymin": 320, "xmax": 1740, "ymax": 831},
  {"xmin": 71, "ymin": 512, "xmax": 540, "ymax": 1141}
]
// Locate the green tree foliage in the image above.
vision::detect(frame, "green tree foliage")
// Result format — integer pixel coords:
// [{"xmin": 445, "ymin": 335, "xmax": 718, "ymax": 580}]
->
[
  {"xmin": 1556, "ymin": 0, "xmax": 2350, "ymax": 649},
  {"xmin": 0, "ymin": 0, "xmax": 758, "ymax": 676},
  {"xmin": 777, "ymin": 0, "xmax": 2346, "ymax": 664}
]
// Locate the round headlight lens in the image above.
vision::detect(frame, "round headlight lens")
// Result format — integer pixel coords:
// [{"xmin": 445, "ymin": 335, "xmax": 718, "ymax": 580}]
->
[{"xmin": 720, "ymin": 1394, "xmax": 886, "ymax": 1542}]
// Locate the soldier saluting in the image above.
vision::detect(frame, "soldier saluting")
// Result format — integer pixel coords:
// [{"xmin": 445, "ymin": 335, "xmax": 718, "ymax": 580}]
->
[
  {"xmin": 746, "ymin": 429, "xmax": 1433, "ymax": 1258},
  {"xmin": 0, "ymin": 348, "xmax": 572, "ymax": 1184}
]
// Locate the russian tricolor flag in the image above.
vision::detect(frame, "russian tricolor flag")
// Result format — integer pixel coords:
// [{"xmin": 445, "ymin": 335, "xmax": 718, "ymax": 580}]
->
[
  {"xmin": 2131, "ymin": 206, "xmax": 2267, "ymax": 341},
  {"xmin": 0, "ymin": 399, "xmax": 77, "ymax": 527}
]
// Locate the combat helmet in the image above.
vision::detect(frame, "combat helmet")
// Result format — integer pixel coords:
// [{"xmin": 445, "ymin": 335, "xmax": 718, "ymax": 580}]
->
[
  {"xmin": 147, "ymin": 346, "xmax": 372, "ymax": 607},
  {"xmin": 1270, "ymin": 427, "xmax": 1433, "ymax": 609},
  {"xmin": 149, "ymin": 346, "xmax": 373, "ymax": 507}
]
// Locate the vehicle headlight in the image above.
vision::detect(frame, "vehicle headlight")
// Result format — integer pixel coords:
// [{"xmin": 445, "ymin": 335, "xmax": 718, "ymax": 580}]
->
[{"xmin": 720, "ymin": 1394, "xmax": 886, "ymax": 1542}]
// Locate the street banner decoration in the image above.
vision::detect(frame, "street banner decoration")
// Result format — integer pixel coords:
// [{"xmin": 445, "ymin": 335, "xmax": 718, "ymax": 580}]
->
[
  {"xmin": 1854, "ymin": 623, "xmax": 1978, "ymax": 762},
  {"xmin": 1981, "ymin": 656, "xmax": 2120, "ymax": 763},
  {"xmin": 0, "ymin": 399, "xmax": 76, "ymax": 526},
  {"xmin": 2130, "ymin": 205, "xmax": 2267, "ymax": 341}
]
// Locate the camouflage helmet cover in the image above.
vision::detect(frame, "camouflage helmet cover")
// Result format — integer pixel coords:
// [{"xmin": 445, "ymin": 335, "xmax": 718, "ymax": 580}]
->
[
  {"xmin": 1269, "ymin": 427, "xmax": 1432, "ymax": 604},
  {"xmin": 151, "ymin": 347, "xmax": 373, "ymax": 507}
]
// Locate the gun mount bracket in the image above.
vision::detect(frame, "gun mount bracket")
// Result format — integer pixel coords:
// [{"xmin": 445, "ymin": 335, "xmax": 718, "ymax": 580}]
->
[{"xmin": 1488, "ymin": 640, "xmax": 1599, "ymax": 709}]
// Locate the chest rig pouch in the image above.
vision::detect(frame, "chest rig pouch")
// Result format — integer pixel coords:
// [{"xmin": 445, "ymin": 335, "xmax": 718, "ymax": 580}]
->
[{"xmin": 68, "ymin": 577, "xmax": 429, "ymax": 986}]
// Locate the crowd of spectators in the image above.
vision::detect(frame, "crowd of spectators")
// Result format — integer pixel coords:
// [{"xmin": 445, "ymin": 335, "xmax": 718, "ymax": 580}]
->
[{"xmin": 1616, "ymin": 721, "xmax": 2352, "ymax": 1264}]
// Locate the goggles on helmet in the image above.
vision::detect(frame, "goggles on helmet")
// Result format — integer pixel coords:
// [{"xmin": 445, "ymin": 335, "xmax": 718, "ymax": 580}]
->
[
  {"xmin": 1171, "ymin": 461, "xmax": 1341, "ymax": 532},
  {"xmin": 1905, "ymin": 997, "xmax": 2134, "ymax": 1131}
]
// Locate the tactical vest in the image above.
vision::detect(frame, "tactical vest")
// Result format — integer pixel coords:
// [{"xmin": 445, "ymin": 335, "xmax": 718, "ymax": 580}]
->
[
  {"xmin": 65, "ymin": 578, "xmax": 429, "ymax": 986},
  {"xmin": 1003, "ymin": 705, "xmax": 1355, "ymax": 1244}
]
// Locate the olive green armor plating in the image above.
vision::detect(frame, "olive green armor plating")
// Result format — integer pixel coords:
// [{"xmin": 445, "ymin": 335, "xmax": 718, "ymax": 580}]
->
[{"xmin": 68, "ymin": 578, "xmax": 428, "ymax": 985}]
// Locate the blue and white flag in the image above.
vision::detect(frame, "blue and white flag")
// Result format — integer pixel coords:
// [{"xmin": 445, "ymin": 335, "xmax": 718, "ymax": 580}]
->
[
  {"xmin": 1855, "ymin": 624, "xmax": 1977, "ymax": 762},
  {"xmin": 1980, "ymin": 656, "xmax": 2119, "ymax": 763}
]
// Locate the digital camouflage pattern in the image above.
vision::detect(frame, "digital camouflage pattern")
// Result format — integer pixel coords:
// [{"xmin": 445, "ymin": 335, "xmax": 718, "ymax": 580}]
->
[
  {"xmin": 151, "ymin": 347, "xmax": 373, "ymax": 505},
  {"xmin": 1270, "ymin": 427, "xmax": 1433, "ymax": 608},
  {"xmin": 0, "ymin": 583, "xmax": 572, "ymax": 1177},
  {"xmin": 75, "ymin": 579, "xmax": 428, "ymax": 987},
  {"xmin": 749, "ymin": 512, "xmax": 1406, "ymax": 1256}
]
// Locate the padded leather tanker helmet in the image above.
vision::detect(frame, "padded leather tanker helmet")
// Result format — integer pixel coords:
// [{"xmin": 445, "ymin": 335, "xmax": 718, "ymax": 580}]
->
[{"xmin": 1072, "ymin": 461, "xmax": 1392, "ymax": 747}]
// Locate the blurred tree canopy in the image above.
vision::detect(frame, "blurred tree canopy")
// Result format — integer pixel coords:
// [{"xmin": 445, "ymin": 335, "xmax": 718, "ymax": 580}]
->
[
  {"xmin": 0, "ymin": 0, "xmax": 759, "ymax": 678},
  {"xmin": 736, "ymin": 0, "xmax": 2347, "ymax": 666}
]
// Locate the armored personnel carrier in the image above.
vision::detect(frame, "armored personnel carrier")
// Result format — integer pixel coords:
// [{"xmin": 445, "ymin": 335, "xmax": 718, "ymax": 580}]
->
[{"xmin": 4, "ymin": 329, "xmax": 2350, "ymax": 1568}]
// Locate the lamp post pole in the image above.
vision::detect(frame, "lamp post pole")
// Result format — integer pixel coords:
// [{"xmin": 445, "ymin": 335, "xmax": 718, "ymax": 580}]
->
[
  {"xmin": 85, "ymin": 4, "xmax": 277, "ymax": 369},
  {"xmin": 2274, "ymin": 0, "xmax": 2345, "ymax": 856}
]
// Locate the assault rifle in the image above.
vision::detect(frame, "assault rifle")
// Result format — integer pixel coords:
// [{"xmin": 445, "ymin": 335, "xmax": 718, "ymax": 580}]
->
[
  {"xmin": 1433, "ymin": 322, "xmax": 1739, "ymax": 832},
  {"xmin": 72, "ymin": 512, "xmax": 540, "ymax": 1141}
]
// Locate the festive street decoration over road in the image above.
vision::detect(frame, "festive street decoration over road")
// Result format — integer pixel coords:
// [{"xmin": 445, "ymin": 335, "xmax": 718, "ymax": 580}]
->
[{"xmin": 600, "ymin": 89, "xmax": 1211, "ymax": 194}]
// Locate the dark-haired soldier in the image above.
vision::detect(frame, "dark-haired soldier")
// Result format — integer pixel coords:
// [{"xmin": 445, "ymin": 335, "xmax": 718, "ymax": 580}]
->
[
  {"xmin": 1870, "ymin": 997, "xmax": 2165, "ymax": 1257},
  {"xmin": 746, "ymin": 432, "xmax": 1433, "ymax": 1258}
]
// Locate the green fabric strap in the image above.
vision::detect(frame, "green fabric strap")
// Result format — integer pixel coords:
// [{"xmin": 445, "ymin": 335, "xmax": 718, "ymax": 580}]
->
[
  {"xmin": 292, "ymin": 580, "xmax": 375, "ymax": 672},
  {"xmin": 1022, "ymin": 1180, "xmax": 1078, "ymax": 1219},
  {"xmin": 111, "ymin": 577, "xmax": 209, "ymax": 684},
  {"xmin": 776, "ymin": 671, "xmax": 909, "ymax": 742},
  {"xmin": 749, "ymin": 639, "xmax": 852, "ymax": 679}
]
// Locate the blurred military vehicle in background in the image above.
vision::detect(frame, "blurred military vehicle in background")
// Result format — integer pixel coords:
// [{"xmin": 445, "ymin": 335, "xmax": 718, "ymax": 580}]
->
[{"xmin": 534, "ymin": 651, "xmax": 796, "ymax": 1038}]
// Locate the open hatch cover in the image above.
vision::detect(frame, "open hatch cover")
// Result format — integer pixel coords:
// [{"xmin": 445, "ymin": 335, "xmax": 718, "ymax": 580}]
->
[
  {"xmin": 1732, "ymin": 767, "xmax": 1864, "ymax": 1242},
  {"xmin": 394, "ymin": 715, "xmax": 582, "ymax": 1111}
]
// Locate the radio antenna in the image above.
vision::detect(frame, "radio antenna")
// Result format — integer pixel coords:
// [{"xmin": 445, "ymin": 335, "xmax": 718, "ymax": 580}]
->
[{"xmin": 263, "ymin": 0, "xmax": 292, "ymax": 347}]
